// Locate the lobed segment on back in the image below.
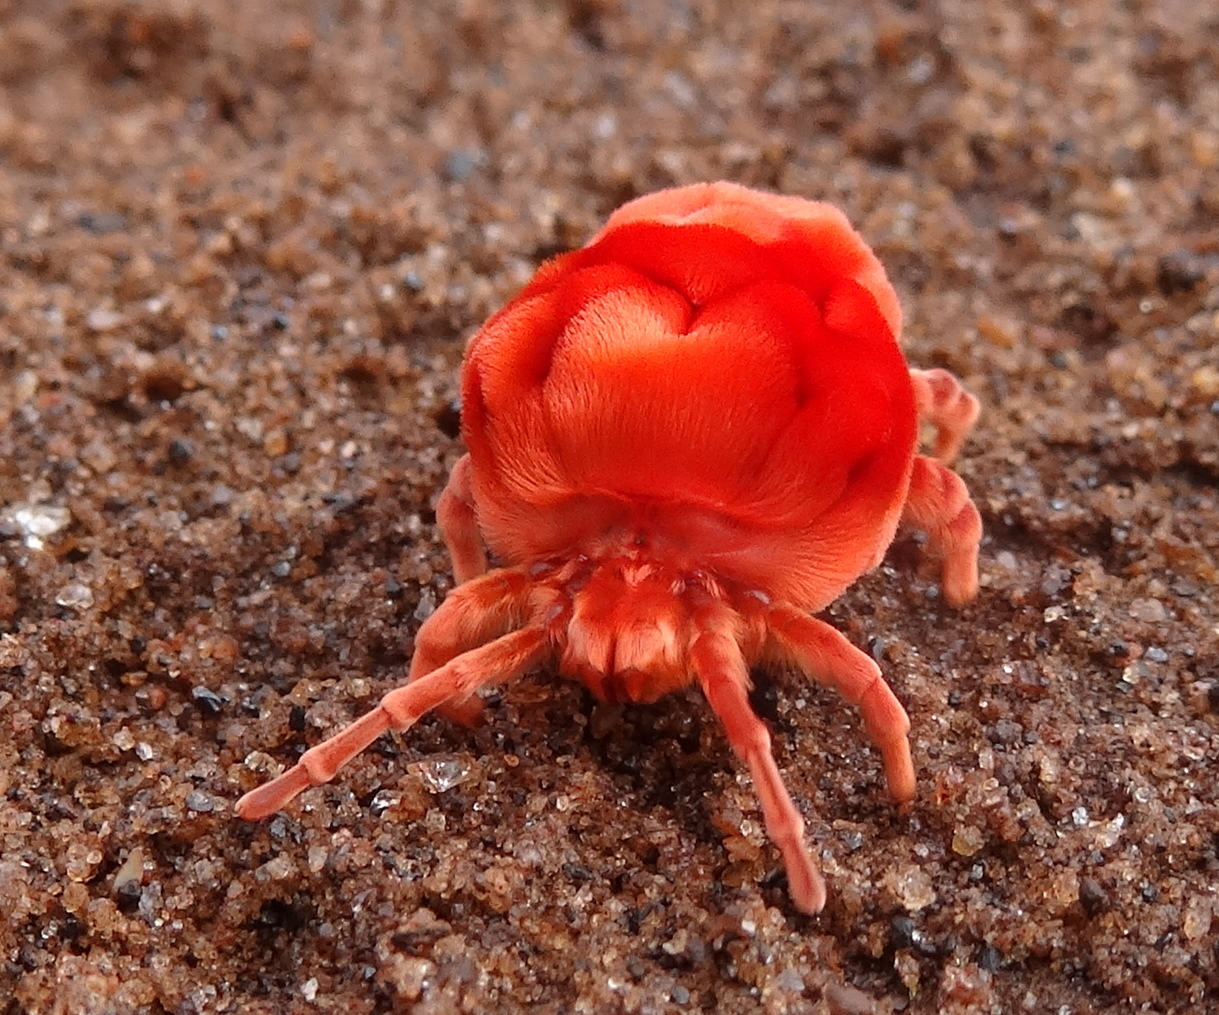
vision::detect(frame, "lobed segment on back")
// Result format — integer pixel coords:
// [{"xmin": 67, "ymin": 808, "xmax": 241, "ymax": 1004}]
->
[{"xmin": 461, "ymin": 182, "xmax": 919, "ymax": 604}]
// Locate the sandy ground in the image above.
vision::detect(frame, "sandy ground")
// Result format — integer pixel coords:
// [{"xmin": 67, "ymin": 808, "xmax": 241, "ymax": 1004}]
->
[{"xmin": 1, "ymin": 1, "xmax": 1218, "ymax": 1012}]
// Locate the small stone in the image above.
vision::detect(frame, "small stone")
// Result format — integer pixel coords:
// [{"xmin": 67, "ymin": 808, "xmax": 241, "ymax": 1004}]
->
[
  {"xmin": 185, "ymin": 791, "xmax": 215, "ymax": 813},
  {"xmin": 370, "ymin": 789, "xmax": 400, "ymax": 816},
  {"xmin": 976, "ymin": 314, "xmax": 1018, "ymax": 348},
  {"xmin": 445, "ymin": 148, "xmax": 484, "ymax": 181},
  {"xmin": 1044, "ymin": 869, "xmax": 1080, "ymax": 916},
  {"xmin": 825, "ymin": 980, "xmax": 878, "ymax": 1015},
  {"xmin": 380, "ymin": 955, "xmax": 436, "ymax": 1001},
  {"xmin": 662, "ymin": 929, "xmax": 688, "ymax": 955},
  {"xmin": 1190, "ymin": 365, "xmax": 1219, "ymax": 398},
  {"xmin": 55, "ymin": 582, "xmax": 94, "ymax": 610},
  {"xmin": 887, "ymin": 864, "xmax": 937, "ymax": 911},
  {"xmin": 413, "ymin": 589, "xmax": 436, "ymax": 621},
  {"xmin": 952, "ymin": 824, "xmax": 985, "ymax": 857},
  {"xmin": 3, "ymin": 503, "xmax": 71, "ymax": 550},
  {"xmin": 1128, "ymin": 598, "xmax": 1167, "ymax": 623},
  {"xmin": 1182, "ymin": 897, "xmax": 1212, "ymax": 940},
  {"xmin": 65, "ymin": 842, "xmax": 104, "ymax": 882},
  {"xmin": 774, "ymin": 967, "xmax": 805, "ymax": 993},
  {"xmin": 1093, "ymin": 813, "xmax": 1125, "ymax": 849},
  {"xmin": 113, "ymin": 847, "xmax": 145, "ymax": 895},
  {"xmin": 80, "ymin": 438, "xmax": 118, "ymax": 472},
  {"xmin": 938, "ymin": 961, "xmax": 993, "ymax": 1006},
  {"xmin": 191, "ymin": 686, "xmax": 226, "ymax": 715},
  {"xmin": 894, "ymin": 950, "xmax": 921, "ymax": 994},
  {"xmin": 13, "ymin": 370, "xmax": 37, "ymax": 404},
  {"xmin": 412, "ymin": 756, "xmax": 472, "ymax": 794},
  {"xmin": 1079, "ymin": 877, "xmax": 1107, "ymax": 917},
  {"xmin": 255, "ymin": 855, "xmax": 296, "ymax": 882},
  {"xmin": 86, "ymin": 307, "xmax": 125, "ymax": 331}
]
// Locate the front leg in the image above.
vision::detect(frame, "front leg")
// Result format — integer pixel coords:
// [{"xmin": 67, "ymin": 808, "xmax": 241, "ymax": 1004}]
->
[
  {"xmin": 412, "ymin": 566, "xmax": 535, "ymax": 727},
  {"xmin": 235, "ymin": 626, "xmax": 548, "ymax": 820},
  {"xmin": 764, "ymin": 603, "xmax": 915, "ymax": 804},
  {"xmin": 691, "ymin": 606, "xmax": 827, "ymax": 915}
]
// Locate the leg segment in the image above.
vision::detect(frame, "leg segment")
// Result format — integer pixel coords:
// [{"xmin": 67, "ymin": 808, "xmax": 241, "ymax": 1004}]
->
[
  {"xmin": 901, "ymin": 455, "xmax": 982, "ymax": 607},
  {"xmin": 764, "ymin": 603, "xmax": 915, "ymax": 803},
  {"xmin": 437, "ymin": 454, "xmax": 487, "ymax": 584},
  {"xmin": 909, "ymin": 368, "xmax": 980, "ymax": 463},
  {"xmin": 690, "ymin": 609, "xmax": 826, "ymax": 914},
  {"xmin": 411, "ymin": 567, "xmax": 535, "ymax": 725},
  {"xmin": 235, "ymin": 627, "xmax": 549, "ymax": 820}
]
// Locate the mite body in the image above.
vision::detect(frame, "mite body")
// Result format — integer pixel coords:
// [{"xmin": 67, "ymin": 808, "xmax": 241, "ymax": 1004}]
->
[{"xmin": 237, "ymin": 181, "xmax": 982, "ymax": 914}]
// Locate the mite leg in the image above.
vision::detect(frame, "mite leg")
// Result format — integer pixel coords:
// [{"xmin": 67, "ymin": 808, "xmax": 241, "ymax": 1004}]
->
[
  {"xmin": 437, "ymin": 454, "xmax": 488, "ymax": 584},
  {"xmin": 235, "ymin": 627, "xmax": 549, "ymax": 820},
  {"xmin": 691, "ymin": 612, "xmax": 826, "ymax": 915},
  {"xmin": 902, "ymin": 455, "xmax": 982, "ymax": 607},
  {"xmin": 909, "ymin": 368, "xmax": 980, "ymax": 463},
  {"xmin": 764, "ymin": 603, "xmax": 915, "ymax": 804},
  {"xmin": 411, "ymin": 567, "xmax": 535, "ymax": 725}
]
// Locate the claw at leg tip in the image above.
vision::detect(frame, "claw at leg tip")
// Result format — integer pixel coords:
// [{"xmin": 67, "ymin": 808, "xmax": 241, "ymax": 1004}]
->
[
  {"xmin": 233, "ymin": 765, "xmax": 311, "ymax": 821},
  {"xmin": 233, "ymin": 792, "xmax": 261, "ymax": 821},
  {"xmin": 943, "ymin": 578, "xmax": 979, "ymax": 609},
  {"xmin": 891, "ymin": 775, "xmax": 917, "ymax": 806},
  {"xmin": 783, "ymin": 844, "xmax": 828, "ymax": 915},
  {"xmin": 234, "ymin": 788, "xmax": 276, "ymax": 821},
  {"xmin": 792, "ymin": 867, "xmax": 828, "ymax": 915}
]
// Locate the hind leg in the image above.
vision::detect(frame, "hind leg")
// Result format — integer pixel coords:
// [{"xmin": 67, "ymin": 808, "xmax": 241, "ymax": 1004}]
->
[
  {"xmin": 763, "ymin": 603, "xmax": 915, "ymax": 804},
  {"xmin": 910, "ymin": 368, "xmax": 980, "ymax": 463},
  {"xmin": 902, "ymin": 455, "xmax": 982, "ymax": 606}
]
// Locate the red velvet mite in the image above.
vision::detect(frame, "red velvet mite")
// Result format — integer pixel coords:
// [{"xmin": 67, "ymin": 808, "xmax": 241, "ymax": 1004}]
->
[{"xmin": 236, "ymin": 181, "xmax": 983, "ymax": 914}]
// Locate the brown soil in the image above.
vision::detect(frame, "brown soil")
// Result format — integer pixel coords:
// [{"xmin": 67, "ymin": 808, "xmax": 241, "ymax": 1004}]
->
[{"xmin": 2, "ymin": 2, "xmax": 1217, "ymax": 1013}]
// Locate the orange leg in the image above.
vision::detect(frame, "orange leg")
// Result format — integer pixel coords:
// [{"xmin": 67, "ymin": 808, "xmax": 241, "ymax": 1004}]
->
[
  {"xmin": 765, "ymin": 603, "xmax": 915, "ymax": 804},
  {"xmin": 691, "ymin": 609, "xmax": 826, "ymax": 915},
  {"xmin": 411, "ymin": 567, "xmax": 535, "ymax": 726},
  {"xmin": 909, "ymin": 368, "xmax": 980, "ymax": 463},
  {"xmin": 902, "ymin": 455, "xmax": 982, "ymax": 607},
  {"xmin": 235, "ymin": 627, "xmax": 549, "ymax": 820},
  {"xmin": 437, "ymin": 454, "xmax": 488, "ymax": 584}
]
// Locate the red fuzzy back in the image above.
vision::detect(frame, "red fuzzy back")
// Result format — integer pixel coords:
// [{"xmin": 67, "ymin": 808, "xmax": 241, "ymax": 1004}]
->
[{"xmin": 461, "ymin": 183, "xmax": 917, "ymax": 609}]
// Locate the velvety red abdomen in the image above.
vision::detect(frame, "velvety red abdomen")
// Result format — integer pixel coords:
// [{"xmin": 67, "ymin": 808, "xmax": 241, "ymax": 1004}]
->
[{"xmin": 460, "ymin": 184, "xmax": 918, "ymax": 608}]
